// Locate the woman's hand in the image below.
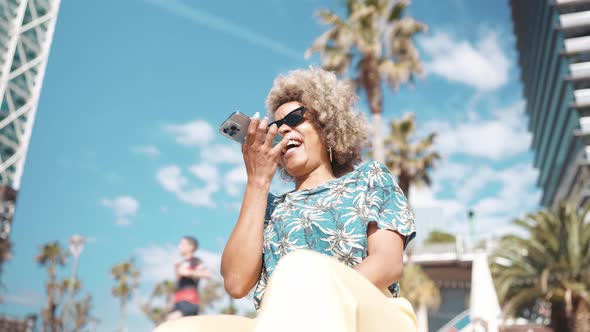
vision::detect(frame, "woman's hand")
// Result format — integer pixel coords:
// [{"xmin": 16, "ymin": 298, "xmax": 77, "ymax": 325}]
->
[{"xmin": 242, "ymin": 113, "xmax": 289, "ymax": 187}]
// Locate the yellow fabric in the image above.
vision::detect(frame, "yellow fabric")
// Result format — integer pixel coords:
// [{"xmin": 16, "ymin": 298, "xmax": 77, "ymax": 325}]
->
[{"xmin": 154, "ymin": 250, "xmax": 417, "ymax": 332}]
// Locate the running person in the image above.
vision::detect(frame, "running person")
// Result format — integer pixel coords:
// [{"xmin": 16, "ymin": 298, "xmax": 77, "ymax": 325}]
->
[{"xmin": 169, "ymin": 236, "xmax": 210, "ymax": 318}]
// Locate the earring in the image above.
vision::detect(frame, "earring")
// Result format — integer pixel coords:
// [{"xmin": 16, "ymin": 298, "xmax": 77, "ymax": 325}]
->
[
  {"xmin": 279, "ymin": 169, "xmax": 291, "ymax": 183},
  {"xmin": 329, "ymin": 147, "xmax": 333, "ymax": 163}
]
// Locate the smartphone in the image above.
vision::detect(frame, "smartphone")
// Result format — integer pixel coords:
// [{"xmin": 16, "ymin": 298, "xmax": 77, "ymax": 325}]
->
[{"xmin": 219, "ymin": 111, "xmax": 282, "ymax": 145}]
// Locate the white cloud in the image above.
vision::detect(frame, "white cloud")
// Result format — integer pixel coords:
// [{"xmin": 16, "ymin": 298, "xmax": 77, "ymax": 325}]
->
[
  {"xmin": 473, "ymin": 163, "xmax": 540, "ymax": 217},
  {"xmin": 420, "ymin": 30, "xmax": 510, "ymax": 91},
  {"xmin": 424, "ymin": 100, "xmax": 531, "ymax": 161},
  {"xmin": 410, "ymin": 159, "xmax": 541, "ymax": 243},
  {"xmin": 156, "ymin": 166, "xmax": 187, "ymax": 192},
  {"xmin": 156, "ymin": 165, "xmax": 218, "ymax": 208},
  {"xmin": 225, "ymin": 166, "xmax": 247, "ymax": 197},
  {"xmin": 177, "ymin": 185, "xmax": 218, "ymax": 207},
  {"xmin": 3, "ymin": 289, "xmax": 43, "ymax": 307},
  {"xmin": 132, "ymin": 145, "xmax": 160, "ymax": 157},
  {"xmin": 200, "ymin": 143, "xmax": 243, "ymax": 164},
  {"xmin": 135, "ymin": 243, "xmax": 255, "ymax": 314},
  {"xmin": 166, "ymin": 120, "xmax": 215, "ymax": 146},
  {"xmin": 101, "ymin": 196, "xmax": 140, "ymax": 226},
  {"xmin": 189, "ymin": 163, "xmax": 219, "ymax": 183}
]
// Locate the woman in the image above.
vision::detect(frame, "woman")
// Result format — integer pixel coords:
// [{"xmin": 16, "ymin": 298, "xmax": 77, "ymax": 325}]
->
[{"xmin": 156, "ymin": 68, "xmax": 417, "ymax": 332}]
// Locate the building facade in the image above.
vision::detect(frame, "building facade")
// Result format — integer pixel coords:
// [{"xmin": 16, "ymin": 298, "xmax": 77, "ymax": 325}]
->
[
  {"xmin": 510, "ymin": 0, "xmax": 590, "ymax": 209},
  {"xmin": 0, "ymin": 0, "xmax": 61, "ymax": 272}
]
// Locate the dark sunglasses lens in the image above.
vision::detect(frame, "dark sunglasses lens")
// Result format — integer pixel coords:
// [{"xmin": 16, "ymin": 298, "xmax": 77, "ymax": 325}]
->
[{"xmin": 284, "ymin": 109, "xmax": 304, "ymax": 126}]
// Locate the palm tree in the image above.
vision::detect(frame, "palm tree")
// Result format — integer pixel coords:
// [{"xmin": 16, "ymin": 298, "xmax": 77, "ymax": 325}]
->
[
  {"xmin": 400, "ymin": 263, "xmax": 440, "ymax": 331},
  {"xmin": 142, "ymin": 280, "xmax": 176, "ymax": 325},
  {"xmin": 110, "ymin": 260, "xmax": 140, "ymax": 332},
  {"xmin": 36, "ymin": 241, "xmax": 69, "ymax": 332},
  {"xmin": 491, "ymin": 202, "xmax": 590, "ymax": 332},
  {"xmin": 72, "ymin": 294, "xmax": 96, "ymax": 331},
  {"xmin": 384, "ymin": 113, "xmax": 439, "ymax": 199},
  {"xmin": 306, "ymin": 0, "xmax": 426, "ymax": 163},
  {"xmin": 221, "ymin": 297, "xmax": 238, "ymax": 315},
  {"xmin": 199, "ymin": 280, "xmax": 224, "ymax": 313}
]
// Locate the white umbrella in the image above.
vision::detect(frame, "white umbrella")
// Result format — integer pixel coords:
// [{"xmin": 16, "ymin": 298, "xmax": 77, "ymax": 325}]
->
[{"xmin": 470, "ymin": 252, "xmax": 501, "ymax": 332}]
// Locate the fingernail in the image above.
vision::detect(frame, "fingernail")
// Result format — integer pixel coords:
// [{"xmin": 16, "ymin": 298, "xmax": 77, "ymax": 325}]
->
[
  {"xmin": 263, "ymin": 116, "xmax": 268, "ymax": 121},
  {"xmin": 252, "ymin": 112, "xmax": 260, "ymax": 119}
]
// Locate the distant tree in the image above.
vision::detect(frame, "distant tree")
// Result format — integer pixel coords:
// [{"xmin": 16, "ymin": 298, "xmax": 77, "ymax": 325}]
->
[
  {"xmin": 36, "ymin": 241, "xmax": 68, "ymax": 332},
  {"xmin": 199, "ymin": 280, "xmax": 224, "ymax": 313},
  {"xmin": 424, "ymin": 230, "xmax": 456, "ymax": 244},
  {"xmin": 384, "ymin": 113, "xmax": 439, "ymax": 199},
  {"xmin": 142, "ymin": 280, "xmax": 176, "ymax": 326},
  {"xmin": 491, "ymin": 202, "xmax": 590, "ymax": 332},
  {"xmin": 221, "ymin": 297, "xmax": 238, "ymax": 315},
  {"xmin": 110, "ymin": 260, "xmax": 140, "ymax": 332},
  {"xmin": 400, "ymin": 263, "xmax": 441, "ymax": 312},
  {"xmin": 245, "ymin": 311, "xmax": 257, "ymax": 319},
  {"xmin": 307, "ymin": 0, "xmax": 427, "ymax": 163}
]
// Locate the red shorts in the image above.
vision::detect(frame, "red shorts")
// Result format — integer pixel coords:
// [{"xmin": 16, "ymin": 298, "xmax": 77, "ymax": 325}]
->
[{"xmin": 174, "ymin": 289, "xmax": 200, "ymax": 305}]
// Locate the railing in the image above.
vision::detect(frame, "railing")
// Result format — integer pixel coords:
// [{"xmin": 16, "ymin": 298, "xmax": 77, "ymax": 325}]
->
[
  {"xmin": 571, "ymin": 61, "xmax": 590, "ymax": 78},
  {"xmin": 435, "ymin": 310, "xmax": 471, "ymax": 332},
  {"xmin": 575, "ymin": 88, "xmax": 590, "ymax": 105},
  {"xmin": 560, "ymin": 10, "xmax": 590, "ymax": 28},
  {"xmin": 565, "ymin": 36, "xmax": 590, "ymax": 54}
]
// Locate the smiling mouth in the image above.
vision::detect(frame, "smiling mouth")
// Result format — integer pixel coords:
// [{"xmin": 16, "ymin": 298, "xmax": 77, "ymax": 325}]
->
[{"xmin": 282, "ymin": 139, "xmax": 302, "ymax": 155}]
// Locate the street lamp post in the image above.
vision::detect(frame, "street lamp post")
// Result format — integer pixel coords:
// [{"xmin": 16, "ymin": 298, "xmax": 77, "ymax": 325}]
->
[
  {"xmin": 62, "ymin": 234, "xmax": 85, "ymax": 331},
  {"xmin": 468, "ymin": 210, "xmax": 475, "ymax": 247}
]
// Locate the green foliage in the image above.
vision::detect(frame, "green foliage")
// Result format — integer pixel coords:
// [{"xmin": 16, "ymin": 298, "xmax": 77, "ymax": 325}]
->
[
  {"xmin": 110, "ymin": 259, "xmax": 140, "ymax": 332},
  {"xmin": 307, "ymin": 0, "xmax": 427, "ymax": 162},
  {"xmin": 384, "ymin": 113, "xmax": 439, "ymax": 198},
  {"xmin": 142, "ymin": 280, "xmax": 176, "ymax": 326},
  {"xmin": 400, "ymin": 263, "xmax": 440, "ymax": 311},
  {"xmin": 491, "ymin": 202, "xmax": 590, "ymax": 332},
  {"xmin": 424, "ymin": 230, "xmax": 456, "ymax": 244},
  {"xmin": 35, "ymin": 241, "xmax": 95, "ymax": 332}
]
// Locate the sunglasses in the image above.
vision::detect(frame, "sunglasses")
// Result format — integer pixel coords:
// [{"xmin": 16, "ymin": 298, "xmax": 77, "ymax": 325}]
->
[{"xmin": 269, "ymin": 106, "xmax": 307, "ymax": 129}]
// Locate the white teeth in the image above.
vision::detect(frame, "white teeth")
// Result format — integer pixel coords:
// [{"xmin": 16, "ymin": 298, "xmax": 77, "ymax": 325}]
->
[{"xmin": 283, "ymin": 139, "xmax": 302, "ymax": 154}]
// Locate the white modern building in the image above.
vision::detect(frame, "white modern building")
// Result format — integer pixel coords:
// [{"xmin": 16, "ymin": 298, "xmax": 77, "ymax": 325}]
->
[
  {"xmin": 510, "ymin": 0, "xmax": 590, "ymax": 209},
  {"xmin": 0, "ymin": 0, "xmax": 61, "ymax": 243}
]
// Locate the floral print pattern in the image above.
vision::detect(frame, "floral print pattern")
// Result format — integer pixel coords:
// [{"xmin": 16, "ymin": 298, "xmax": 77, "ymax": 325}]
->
[{"xmin": 253, "ymin": 161, "xmax": 416, "ymax": 309}]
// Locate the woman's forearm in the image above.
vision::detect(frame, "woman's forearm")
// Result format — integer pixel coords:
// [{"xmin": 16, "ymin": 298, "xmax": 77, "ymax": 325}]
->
[
  {"xmin": 354, "ymin": 254, "xmax": 402, "ymax": 291},
  {"xmin": 221, "ymin": 180, "xmax": 270, "ymax": 298}
]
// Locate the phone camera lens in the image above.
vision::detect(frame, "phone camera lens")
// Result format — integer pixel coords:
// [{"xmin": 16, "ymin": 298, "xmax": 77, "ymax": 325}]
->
[
  {"xmin": 223, "ymin": 128, "xmax": 229, "ymax": 133},
  {"xmin": 230, "ymin": 125, "xmax": 237, "ymax": 131},
  {"xmin": 229, "ymin": 132, "xmax": 236, "ymax": 136}
]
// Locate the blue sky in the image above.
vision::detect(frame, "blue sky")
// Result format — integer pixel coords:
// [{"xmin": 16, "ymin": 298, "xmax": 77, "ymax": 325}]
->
[{"xmin": 2, "ymin": 0, "xmax": 540, "ymax": 330}]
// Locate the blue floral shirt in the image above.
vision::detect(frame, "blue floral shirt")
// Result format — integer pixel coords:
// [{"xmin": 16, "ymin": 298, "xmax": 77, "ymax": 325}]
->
[{"xmin": 253, "ymin": 161, "xmax": 416, "ymax": 309}]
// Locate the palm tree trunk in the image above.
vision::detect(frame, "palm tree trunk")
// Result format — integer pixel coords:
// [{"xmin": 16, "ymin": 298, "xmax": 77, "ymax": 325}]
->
[
  {"xmin": 363, "ymin": 56, "xmax": 384, "ymax": 163},
  {"xmin": 398, "ymin": 171, "xmax": 411, "ymax": 199},
  {"xmin": 572, "ymin": 298, "xmax": 590, "ymax": 332},
  {"xmin": 119, "ymin": 299, "xmax": 126, "ymax": 332},
  {"xmin": 372, "ymin": 113, "xmax": 384, "ymax": 163},
  {"xmin": 48, "ymin": 264, "xmax": 59, "ymax": 332},
  {"xmin": 551, "ymin": 301, "xmax": 570, "ymax": 332}
]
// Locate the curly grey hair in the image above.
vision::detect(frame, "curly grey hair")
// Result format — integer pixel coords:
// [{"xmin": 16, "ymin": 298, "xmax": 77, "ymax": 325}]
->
[{"xmin": 266, "ymin": 67, "xmax": 368, "ymax": 177}]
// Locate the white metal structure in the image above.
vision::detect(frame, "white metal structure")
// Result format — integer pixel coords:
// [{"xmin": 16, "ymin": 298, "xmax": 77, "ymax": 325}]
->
[
  {"xmin": 0, "ymin": 0, "xmax": 61, "ymax": 190},
  {"xmin": 571, "ymin": 61, "xmax": 590, "ymax": 79},
  {"xmin": 564, "ymin": 35, "xmax": 590, "ymax": 54},
  {"xmin": 560, "ymin": 10, "xmax": 590, "ymax": 29}
]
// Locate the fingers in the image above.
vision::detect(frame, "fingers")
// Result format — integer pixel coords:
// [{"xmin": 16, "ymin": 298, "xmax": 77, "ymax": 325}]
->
[
  {"xmin": 254, "ymin": 117, "xmax": 268, "ymax": 146},
  {"xmin": 263, "ymin": 123, "xmax": 278, "ymax": 149},
  {"xmin": 271, "ymin": 133, "xmax": 290, "ymax": 156},
  {"xmin": 244, "ymin": 112, "xmax": 260, "ymax": 146}
]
